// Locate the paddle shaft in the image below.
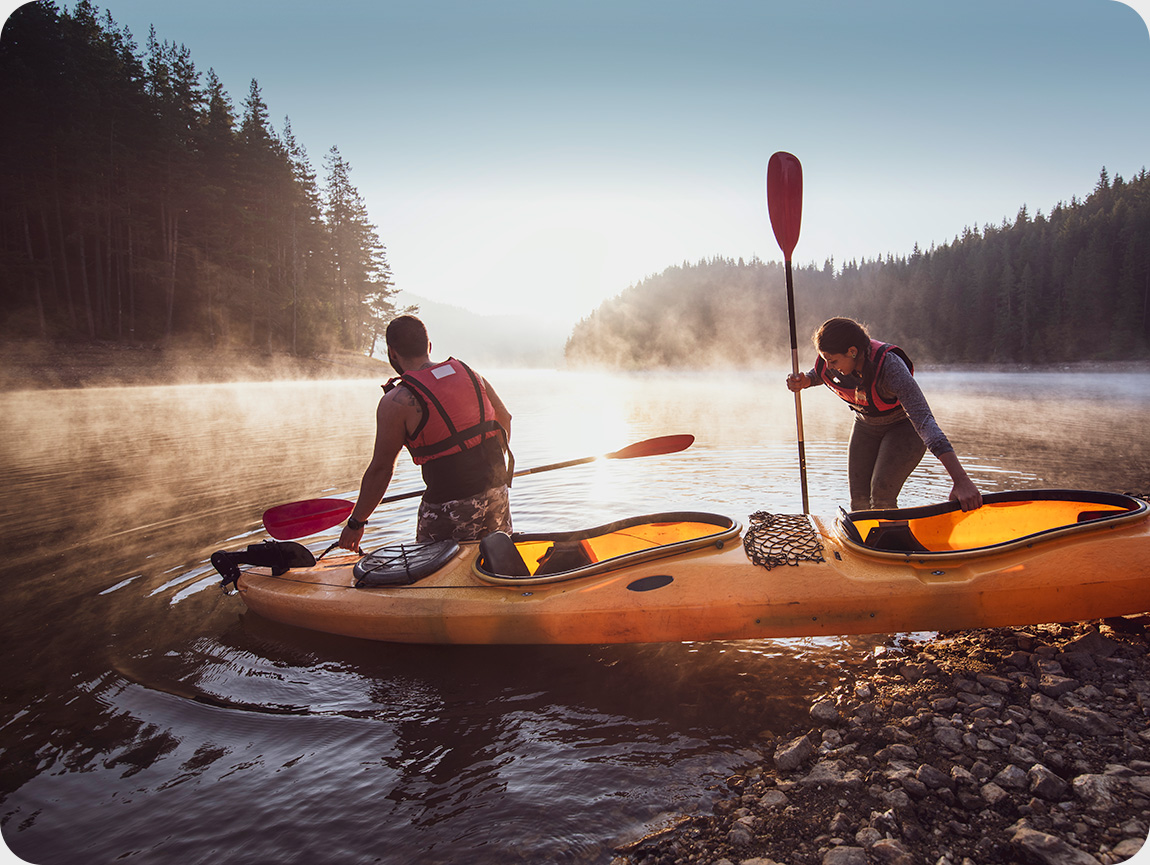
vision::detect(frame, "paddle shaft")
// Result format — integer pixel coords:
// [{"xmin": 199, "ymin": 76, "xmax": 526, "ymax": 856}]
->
[
  {"xmin": 376, "ymin": 435, "xmax": 693, "ymax": 505},
  {"xmin": 784, "ymin": 259, "xmax": 810, "ymax": 514}
]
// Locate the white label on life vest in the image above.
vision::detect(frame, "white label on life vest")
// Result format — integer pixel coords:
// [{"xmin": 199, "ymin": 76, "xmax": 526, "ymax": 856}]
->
[{"xmin": 432, "ymin": 366, "xmax": 456, "ymax": 379}]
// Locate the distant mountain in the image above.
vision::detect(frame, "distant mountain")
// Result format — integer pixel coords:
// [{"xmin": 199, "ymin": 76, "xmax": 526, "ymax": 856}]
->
[{"xmin": 391, "ymin": 292, "xmax": 569, "ymax": 369}]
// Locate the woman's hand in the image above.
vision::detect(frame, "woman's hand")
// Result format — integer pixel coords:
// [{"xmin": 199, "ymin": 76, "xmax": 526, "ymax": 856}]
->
[
  {"xmin": 949, "ymin": 476, "xmax": 983, "ymax": 512},
  {"xmin": 786, "ymin": 372, "xmax": 809, "ymax": 393}
]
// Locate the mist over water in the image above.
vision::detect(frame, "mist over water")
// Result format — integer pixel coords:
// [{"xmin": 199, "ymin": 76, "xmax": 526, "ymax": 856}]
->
[{"xmin": 2, "ymin": 368, "xmax": 1148, "ymax": 864}]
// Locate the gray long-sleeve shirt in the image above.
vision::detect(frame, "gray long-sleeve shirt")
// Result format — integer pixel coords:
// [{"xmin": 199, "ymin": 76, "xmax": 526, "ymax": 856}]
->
[{"xmin": 808, "ymin": 352, "xmax": 954, "ymax": 457}]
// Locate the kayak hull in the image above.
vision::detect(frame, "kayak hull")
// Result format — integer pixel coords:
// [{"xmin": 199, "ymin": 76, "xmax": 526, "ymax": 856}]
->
[{"xmin": 234, "ymin": 491, "xmax": 1150, "ymax": 645}]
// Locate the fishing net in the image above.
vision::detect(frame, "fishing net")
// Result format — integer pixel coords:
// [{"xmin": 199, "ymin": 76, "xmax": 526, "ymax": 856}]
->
[{"xmin": 743, "ymin": 511, "xmax": 825, "ymax": 570}]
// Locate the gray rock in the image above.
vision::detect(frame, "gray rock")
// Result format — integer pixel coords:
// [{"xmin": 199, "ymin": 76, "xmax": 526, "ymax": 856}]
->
[
  {"xmin": 1065, "ymin": 629, "xmax": 1121, "ymax": 659},
  {"xmin": 758, "ymin": 789, "xmax": 789, "ymax": 808},
  {"xmin": 934, "ymin": 726, "xmax": 964, "ymax": 751},
  {"xmin": 995, "ymin": 764, "xmax": 1030, "ymax": 790},
  {"xmin": 812, "ymin": 699, "xmax": 841, "ymax": 724},
  {"xmin": 1050, "ymin": 704, "xmax": 1120, "ymax": 736},
  {"xmin": 1009, "ymin": 744, "xmax": 1040, "ymax": 766},
  {"xmin": 915, "ymin": 763, "xmax": 952, "ymax": 789},
  {"xmin": 981, "ymin": 781, "xmax": 1009, "ymax": 804},
  {"xmin": 822, "ymin": 847, "xmax": 868, "ymax": 865},
  {"xmin": 1028, "ymin": 764, "xmax": 1070, "ymax": 800},
  {"xmin": 1072, "ymin": 774, "xmax": 1122, "ymax": 811},
  {"xmin": 1039, "ymin": 674, "xmax": 1081, "ymax": 698},
  {"xmin": 801, "ymin": 760, "xmax": 846, "ymax": 786},
  {"xmin": 1010, "ymin": 826, "xmax": 1102, "ymax": 865},
  {"xmin": 977, "ymin": 673, "xmax": 1014, "ymax": 693},
  {"xmin": 726, "ymin": 821, "xmax": 753, "ymax": 846},
  {"xmin": 870, "ymin": 838, "xmax": 915, "ymax": 865},
  {"xmin": 1112, "ymin": 838, "xmax": 1145, "ymax": 859},
  {"xmin": 774, "ymin": 735, "xmax": 815, "ymax": 773}
]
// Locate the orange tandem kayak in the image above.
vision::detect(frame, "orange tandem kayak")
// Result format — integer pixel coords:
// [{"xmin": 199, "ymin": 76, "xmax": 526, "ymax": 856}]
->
[{"xmin": 215, "ymin": 490, "xmax": 1150, "ymax": 644}]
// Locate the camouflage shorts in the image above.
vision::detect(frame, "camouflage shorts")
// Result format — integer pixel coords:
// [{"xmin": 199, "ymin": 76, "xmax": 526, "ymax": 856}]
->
[{"xmin": 416, "ymin": 485, "xmax": 512, "ymax": 542}]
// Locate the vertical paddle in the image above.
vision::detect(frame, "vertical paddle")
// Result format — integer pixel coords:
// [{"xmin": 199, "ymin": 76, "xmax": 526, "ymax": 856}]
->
[{"xmin": 766, "ymin": 151, "xmax": 809, "ymax": 514}]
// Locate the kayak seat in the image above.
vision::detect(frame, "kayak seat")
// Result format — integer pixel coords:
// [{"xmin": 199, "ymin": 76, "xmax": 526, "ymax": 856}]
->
[
  {"xmin": 864, "ymin": 521, "xmax": 929, "ymax": 553},
  {"xmin": 535, "ymin": 540, "xmax": 595, "ymax": 576},
  {"xmin": 478, "ymin": 531, "xmax": 531, "ymax": 578}
]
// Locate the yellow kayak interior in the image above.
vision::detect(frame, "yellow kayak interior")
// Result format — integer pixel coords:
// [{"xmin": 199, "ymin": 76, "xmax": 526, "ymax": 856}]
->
[
  {"xmin": 839, "ymin": 489, "xmax": 1148, "ymax": 559},
  {"xmin": 475, "ymin": 511, "xmax": 742, "ymax": 585}
]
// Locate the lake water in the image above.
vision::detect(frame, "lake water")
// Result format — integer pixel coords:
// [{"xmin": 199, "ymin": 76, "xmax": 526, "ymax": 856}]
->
[{"xmin": 2, "ymin": 367, "xmax": 1148, "ymax": 864}]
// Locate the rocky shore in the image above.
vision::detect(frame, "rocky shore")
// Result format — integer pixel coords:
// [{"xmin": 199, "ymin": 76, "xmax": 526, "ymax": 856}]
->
[{"xmin": 614, "ymin": 619, "xmax": 1150, "ymax": 865}]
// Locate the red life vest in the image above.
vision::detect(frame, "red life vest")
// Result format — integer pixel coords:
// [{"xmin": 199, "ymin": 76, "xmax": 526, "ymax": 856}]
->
[
  {"xmin": 814, "ymin": 339, "xmax": 914, "ymax": 416},
  {"xmin": 393, "ymin": 359, "xmax": 505, "ymax": 464}
]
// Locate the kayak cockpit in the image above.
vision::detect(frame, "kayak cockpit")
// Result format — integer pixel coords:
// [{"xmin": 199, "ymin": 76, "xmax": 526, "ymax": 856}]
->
[
  {"xmin": 475, "ymin": 511, "xmax": 741, "ymax": 584},
  {"xmin": 838, "ymin": 489, "xmax": 1148, "ymax": 559}
]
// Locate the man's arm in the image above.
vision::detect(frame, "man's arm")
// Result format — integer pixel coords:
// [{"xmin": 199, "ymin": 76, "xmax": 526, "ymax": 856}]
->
[{"xmin": 337, "ymin": 391, "xmax": 414, "ymax": 551}]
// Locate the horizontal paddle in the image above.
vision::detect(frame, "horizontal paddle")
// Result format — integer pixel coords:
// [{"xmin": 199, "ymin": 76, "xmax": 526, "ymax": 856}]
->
[{"xmin": 262, "ymin": 433, "xmax": 696, "ymax": 540}]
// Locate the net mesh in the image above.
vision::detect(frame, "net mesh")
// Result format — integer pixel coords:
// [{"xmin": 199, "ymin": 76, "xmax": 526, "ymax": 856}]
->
[{"xmin": 743, "ymin": 511, "xmax": 825, "ymax": 570}]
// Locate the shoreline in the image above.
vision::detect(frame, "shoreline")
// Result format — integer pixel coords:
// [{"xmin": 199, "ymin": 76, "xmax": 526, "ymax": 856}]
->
[
  {"xmin": 613, "ymin": 620, "xmax": 1150, "ymax": 865},
  {"xmin": 0, "ymin": 339, "xmax": 390, "ymax": 390},
  {"xmin": 4, "ymin": 340, "xmax": 1149, "ymax": 392}
]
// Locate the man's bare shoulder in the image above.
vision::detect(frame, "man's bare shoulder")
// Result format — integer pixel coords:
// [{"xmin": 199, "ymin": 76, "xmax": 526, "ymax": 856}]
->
[
  {"xmin": 384, "ymin": 384, "xmax": 422, "ymax": 409},
  {"xmin": 378, "ymin": 383, "xmax": 424, "ymax": 429}
]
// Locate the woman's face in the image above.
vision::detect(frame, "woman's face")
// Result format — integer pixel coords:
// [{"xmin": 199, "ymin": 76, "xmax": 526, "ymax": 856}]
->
[{"xmin": 819, "ymin": 349, "xmax": 861, "ymax": 376}]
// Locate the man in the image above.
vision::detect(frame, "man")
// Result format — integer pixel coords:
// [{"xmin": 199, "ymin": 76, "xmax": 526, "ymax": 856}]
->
[{"xmin": 338, "ymin": 315, "xmax": 513, "ymax": 550}]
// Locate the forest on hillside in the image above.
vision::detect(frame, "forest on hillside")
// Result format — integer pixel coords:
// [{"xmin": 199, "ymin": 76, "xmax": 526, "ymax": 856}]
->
[
  {"xmin": 566, "ymin": 168, "xmax": 1150, "ymax": 368},
  {"xmin": 0, "ymin": 1, "xmax": 408, "ymax": 356}
]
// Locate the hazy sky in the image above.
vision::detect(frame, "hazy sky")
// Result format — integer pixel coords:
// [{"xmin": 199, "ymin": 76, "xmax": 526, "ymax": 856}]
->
[{"xmin": 4, "ymin": 0, "xmax": 1148, "ymax": 327}]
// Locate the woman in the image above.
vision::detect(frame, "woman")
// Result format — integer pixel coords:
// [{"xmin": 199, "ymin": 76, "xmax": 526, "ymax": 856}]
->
[{"xmin": 786, "ymin": 317, "xmax": 982, "ymax": 512}]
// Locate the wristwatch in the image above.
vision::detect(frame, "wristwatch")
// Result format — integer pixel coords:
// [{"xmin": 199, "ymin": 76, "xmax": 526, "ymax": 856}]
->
[{"xmin": 347, "ymin": 516, "xmax": 368, "ymax": 531}]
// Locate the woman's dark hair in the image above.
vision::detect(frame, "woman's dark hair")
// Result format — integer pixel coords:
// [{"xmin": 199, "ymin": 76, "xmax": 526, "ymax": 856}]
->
[
  {"xmin": 385, "ymin": 315, "xmax": 429, "ymax": 357},
  {"xmin": 813, "ymin": 317, "xmax": 869, "ymax": 356}
]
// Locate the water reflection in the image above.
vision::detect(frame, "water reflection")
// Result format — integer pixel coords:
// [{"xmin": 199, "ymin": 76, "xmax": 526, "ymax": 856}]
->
[{"xmin": 2, "ymin": 368, "xmax": 1148, "ymax": 864}]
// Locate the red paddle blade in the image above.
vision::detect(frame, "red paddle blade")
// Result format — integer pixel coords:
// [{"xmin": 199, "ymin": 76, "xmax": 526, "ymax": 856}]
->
[
  {"xmin": 607, "ymin": 434, "xmax": 694, "ymax": 460},
  {"xmin": 766, "ymin": 151, "xmax": 803, "ymax": 259},
  {"xmin": 262, "ymin": 498, "xmax": 354, "ymax": 540}
]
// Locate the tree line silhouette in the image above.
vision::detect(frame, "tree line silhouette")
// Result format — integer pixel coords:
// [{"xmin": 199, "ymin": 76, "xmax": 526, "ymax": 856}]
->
[
  {"xmin": 567, "ymin": 168, "xmax": 1150, "ymax": 368},
  {"xmin": 0, "ymin": 1, "xmax": 407, "ymax": 356}
]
